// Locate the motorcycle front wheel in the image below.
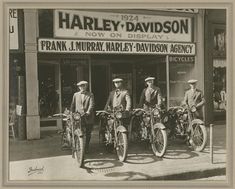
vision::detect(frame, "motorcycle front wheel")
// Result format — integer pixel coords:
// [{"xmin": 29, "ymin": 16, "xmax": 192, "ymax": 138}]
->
[
  {"xmin": 74, "ymin": 135, "xmax": 85, "ymax": 168},
  {"xmin": 151, "ymin": 128, "xmax": 167, "ymax": 157},
  {"xmin": 190, "ymin": 123, "xmax": 207, "ymax": 152},
  {"xmin": 116, "ymin": 132, "xmax": 128, "ymax": 162}
]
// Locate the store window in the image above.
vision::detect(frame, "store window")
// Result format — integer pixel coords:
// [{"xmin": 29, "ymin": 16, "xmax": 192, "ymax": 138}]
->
[
  {"xmin": 61, "ymin": 59, "xmax": 90, "ymax": 111},
  {"xmin": 212, "ymin": 26, "xmax": 226, "ymax": 113},
  {"xmin": 38, "ymin": 64, "xmax": 59, "ymax": 118},
  {"xmin": 135, "ymin": 58, "xmax": 167, "ymax": 108},
  {"xmin": 213, "ymin": 59, "xmax": 226, "ymax": 111},
  {"xmin": 169, "ymin": 61, "xmax": 194, "ymax": 106}
]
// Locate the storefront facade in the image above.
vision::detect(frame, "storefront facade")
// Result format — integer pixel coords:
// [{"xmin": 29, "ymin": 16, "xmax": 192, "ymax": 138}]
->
[
  {"xmin": 204, "ymin": 9, "xmax": 226, "ymax": 124},
  {"xmin": 10, "ymin": 8, "xmax": 224, "ymax": 140}
]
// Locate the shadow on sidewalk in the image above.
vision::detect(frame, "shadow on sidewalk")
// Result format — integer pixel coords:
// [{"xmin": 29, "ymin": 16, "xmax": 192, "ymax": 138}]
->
[
  {"xmin": 9, "ymin": 130, "xmax": 71, "ymax": 161},
  {"xmin": 105, "ymin": 171, "xmax": 152, "ymax": 180}
]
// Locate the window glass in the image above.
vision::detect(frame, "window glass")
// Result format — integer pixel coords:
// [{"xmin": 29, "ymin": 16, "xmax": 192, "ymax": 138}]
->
[
  {"xmin": 61, "ymin": 59, "xmax": 89, "ymax": 111},
  {"xmin": 213, "ymin": 59, "xmax": 226, "ymax": 111},
  {"xmin": 38, "ymin": 64, "xmax": 59, "ymax": 117},
  {"xmin": 169, "ymin": 63, "xmax": 194, "ymax": 106}
]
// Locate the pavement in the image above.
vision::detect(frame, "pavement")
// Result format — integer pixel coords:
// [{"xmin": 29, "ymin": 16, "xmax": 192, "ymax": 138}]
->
[{"xmin": 9, "ymin": 123, "xmax": 226, "ymax": 181}]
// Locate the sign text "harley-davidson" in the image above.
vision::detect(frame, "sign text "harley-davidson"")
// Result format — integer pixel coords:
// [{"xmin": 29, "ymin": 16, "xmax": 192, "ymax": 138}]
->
[
  {"xmin": 38, "ymin": 39, "xmax": 195, "ymax": 55},
  {"xmin": 58, "ymin": 11, "xmax": 189, "ymax": 34}
]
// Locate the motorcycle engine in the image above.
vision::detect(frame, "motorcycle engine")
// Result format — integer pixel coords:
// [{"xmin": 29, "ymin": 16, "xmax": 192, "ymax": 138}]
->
[
  {"xmin": 104, "ymin": 131, "xmax": 112, "ymax": 144},
  {"xmin": 141, "ymin": 126, "xmax": 148, "ymax": 140},
  {"xmin": 175, "ymin": 113, "xmax": 188, "ymax": 135}
]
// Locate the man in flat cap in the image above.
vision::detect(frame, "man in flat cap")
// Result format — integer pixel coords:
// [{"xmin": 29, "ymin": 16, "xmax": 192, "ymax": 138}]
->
[
  {"xmin": 104, "ymin": 78, "xmax": 131, "ymax": 112},
  {"xmin": 103, "ymin": 78, "xmax": 131, "ymax": 133},
  {"xmin": 182, "ymin": 79, "xmax": 205, "ymax": 119},
  {"xmin": 70, "ymin": 80, "xmax": 95, "ymax": 153},
  {"xmin": 139, "ymin": 77, "xmax": 162, "ymax": 110}
]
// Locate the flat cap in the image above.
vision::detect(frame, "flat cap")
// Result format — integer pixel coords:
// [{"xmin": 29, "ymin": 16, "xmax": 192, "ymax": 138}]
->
[
  {"xmin": 187, "ymin": 79, "xmax": 198, "ymax": 84},
  {"xmin": 145, "ymin": 77, "xmax": 155, "ymax": 82},
  {"xmin": 77, "ymin": 81, "xmax": 88, "ymax": 86},
  {"xmin": 113, "ymin": 78, "xmax": 123, "ymax": 82}
]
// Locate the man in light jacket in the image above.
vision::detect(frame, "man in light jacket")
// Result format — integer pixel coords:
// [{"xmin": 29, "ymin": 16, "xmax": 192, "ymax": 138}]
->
[
  {"xmin": 139, "ymin": 77, "xmax": 162, "ymax": 110},
  {"xmin": 70, "ymin": 81, "xmax": 95, "ymax": 153},
  {"xmin": 182, "ymin": 79, "xmax": 205, "ymax": 119},
  {"xmin": 104, "ymin": 78, "xmax": 131, "ymax": 112}
]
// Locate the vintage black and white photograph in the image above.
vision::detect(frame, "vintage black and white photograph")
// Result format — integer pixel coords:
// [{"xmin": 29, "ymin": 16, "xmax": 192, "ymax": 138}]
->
[{"xmin": 2, "ymin": 3, "xmax": 234, "ymax": 187}]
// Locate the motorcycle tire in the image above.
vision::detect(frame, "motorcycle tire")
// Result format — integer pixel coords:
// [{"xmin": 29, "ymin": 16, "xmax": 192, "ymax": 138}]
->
[
  {"xmin": 190, "ymin": 123, "xmax": 207, "ymax": 152},
  {"xmin": 74, "ymin": 135, "xmax": 85, "ymax": 168},
  {"xmin": 116, "ymin": 132, "xmax": 128, "ymax": 162},
  {"xmin": 151, "ymin": 128, "xmax": 167, "ymax": 157}
]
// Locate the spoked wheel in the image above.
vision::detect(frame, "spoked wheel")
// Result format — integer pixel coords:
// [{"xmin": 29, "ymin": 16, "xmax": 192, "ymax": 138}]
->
[
  {"xmin": 116, "ymin": 132, "xmax": 128, "ymax": 162},
  {"xmin": 61, "ymin": 132, "xmax": 67, "ymax": 146},
  {"xmin": 61, "ymin": 130, "xmax": 71, "ymax": 149},
  {"xmin": 74, "ymin": 135, "xmax": 85, "ymax": 167},
  {"xmin": 151, "ymin": 128, "xmax": 167, "ymax": 157},
  {"xmin": 190, "ymin": 123, "xmax": 207, "ymax": 152}
]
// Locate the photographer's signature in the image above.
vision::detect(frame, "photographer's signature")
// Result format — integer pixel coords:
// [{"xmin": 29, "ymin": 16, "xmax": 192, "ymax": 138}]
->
[{"xmin": 27, "ymin": 166, "xmax": 44, "ymax": 176}]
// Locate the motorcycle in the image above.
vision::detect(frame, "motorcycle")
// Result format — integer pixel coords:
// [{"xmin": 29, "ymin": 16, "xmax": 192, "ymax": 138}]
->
[
  {"xmin": 96, "ymin": 108, "xmax": 129, "ymax": 162},
  {"xmin": 163, "ymin": 105, "xmax": 207, "ymax": 152},
  {"xmin": 129, "ymin": 106, "xmax": 168, "ymax": 157},
  {"xmin": 53, "ymin": 110, "xmax": 85, "ymax": 167}
]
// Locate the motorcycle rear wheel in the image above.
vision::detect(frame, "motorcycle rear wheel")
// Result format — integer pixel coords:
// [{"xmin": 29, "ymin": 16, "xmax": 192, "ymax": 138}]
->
[
  {"xmin": 116, "ymin": 132, "xmax": 128, "ymax": 162},
  {"xmin": 151, "ymin": 128, "xmax": 167, "ymax": 157},
  {"xmin": 74, "ymin": 135, "xmax": 85, "ymax": 168},
  {"xmin": 190, "ymin": 123, "xmax": 207, "ymax": 152}
]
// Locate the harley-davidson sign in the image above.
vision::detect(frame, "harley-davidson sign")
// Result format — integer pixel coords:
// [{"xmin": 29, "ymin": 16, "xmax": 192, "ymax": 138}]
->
[
  {"xmin": 38, "ymin": 38, "xmax": 196, "ymax": 55},
  {"xmin": 54, "ymin": 10, "xmax": 192, "ymax": 42}
]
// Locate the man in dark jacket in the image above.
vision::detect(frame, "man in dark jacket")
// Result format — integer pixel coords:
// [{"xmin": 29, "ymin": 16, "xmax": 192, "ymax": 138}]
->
[
  {"xmin": 139, "ymin": 77, "xmax": 162, "ymax": 110},
  {"xmin": 70, "ymin": 81, "xmax": 95, "ymax": 153},
  {"xmin": 182, "ymin": 79, "xmax": 205, "ymax": 119}
]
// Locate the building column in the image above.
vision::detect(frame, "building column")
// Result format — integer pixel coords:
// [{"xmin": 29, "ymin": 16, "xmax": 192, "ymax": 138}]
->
[
  {"xmin": 194, "ymin": 10, "xmax": 206, "ymax": 122},
  {"xmin": 24, "ymin": 9, "xmax": 40, "ymax": 139}
]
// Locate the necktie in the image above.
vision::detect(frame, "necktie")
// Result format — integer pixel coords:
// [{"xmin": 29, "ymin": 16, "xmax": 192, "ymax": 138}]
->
[
  {"xmin": 116, "ymin": 89, "xmax": 120, "ymax": 96},
  {"xmin": 145, "ymin": 88, "xmax": 153, "ymax": 102}
]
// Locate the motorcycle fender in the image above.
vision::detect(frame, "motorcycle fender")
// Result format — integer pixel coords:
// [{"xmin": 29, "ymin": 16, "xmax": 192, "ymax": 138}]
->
[
  {"xmin": 191, "ymin": 119, "xmax": 204, "ymax": 125},
  {"xmin": 74, "ymin": 129, "xmax": 83, "ymax": 137},
  {"xmin": 117, "ymin": 125, "xmax": 128, "ymax": 133},
  {"xmin": 153, "ymin": 123, "xmax": 166, "ymax": 130}
]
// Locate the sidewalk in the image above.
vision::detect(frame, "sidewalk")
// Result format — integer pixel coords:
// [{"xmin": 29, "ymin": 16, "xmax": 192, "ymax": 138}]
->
[{"xmin": 9, "ymin": 123, "xmax": 226, "ymax": 180}]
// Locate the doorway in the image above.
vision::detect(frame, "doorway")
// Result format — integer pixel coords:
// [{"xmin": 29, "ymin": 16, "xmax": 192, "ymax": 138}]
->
[
  {"xmin": 60, "ymin": 58, "xmax": 90, "ymax": 112},
  {"xmin": 91, "ymin": 55, "xmax": 167, "ymax": 110}
]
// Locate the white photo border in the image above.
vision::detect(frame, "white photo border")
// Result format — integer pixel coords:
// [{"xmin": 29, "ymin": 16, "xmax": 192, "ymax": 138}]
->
[{"xmin": 0, "ymin": 0, "xmax": 234, "ymax": 188}]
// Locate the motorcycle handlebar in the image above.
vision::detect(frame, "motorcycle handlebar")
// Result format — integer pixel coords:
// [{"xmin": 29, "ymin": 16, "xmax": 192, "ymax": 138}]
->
[
  {"xmin": 52, "ymin": 113, "xmax": 68, "ymax": 118},
  {"xmin": 53, "ymin": 112, "xmax": 87, "ymax": 118},
  {"xmin": 96, "ymin": 110, "xmax": 110, "ymax": 116},
  {"xmin": 132, "ymin": 108, "xmax": 145, "ymax": 112}
]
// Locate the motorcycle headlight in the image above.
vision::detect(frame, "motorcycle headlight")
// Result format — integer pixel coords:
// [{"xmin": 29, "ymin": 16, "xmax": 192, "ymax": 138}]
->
[
  {"xmin": 177, "ymin": 109, "xmax": 183, "ymax": 114},
  {"xmin": 115, "ymin": 111, "xmax": 122, "ymax": 119},
  {"xmin": 183, "ymin": 113, "xmax": 188, "ymax": 120},
  {"xmin": 143, "ymin": 116, "xmax": 151, "ymax": 124},
  {"xmin": 73, "ymin": 113, "xmax": 81, "ymax": 121},
  {"xmin": 163, "ymin": 115, "xmax": 168, "ymax": 123},
  {"xmin": 177, "ymin": 109, "xmax": 183, "ymax": 116},
  {"xmin": 153, "ymin": 109, "xmax": 160, "ymax": 116},
  {"xmin": 191, "ymin": 106, "xmax": 197, "ymax": 113},
  {"xmin": 107, "ymin": 119, "xmax": 114, "ymax": 127}
]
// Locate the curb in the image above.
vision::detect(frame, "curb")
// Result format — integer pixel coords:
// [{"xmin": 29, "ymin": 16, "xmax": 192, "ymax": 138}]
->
[{"xmin": 138, "ymin": 167, "xmax": 226, "ymax": 180}]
